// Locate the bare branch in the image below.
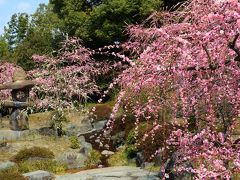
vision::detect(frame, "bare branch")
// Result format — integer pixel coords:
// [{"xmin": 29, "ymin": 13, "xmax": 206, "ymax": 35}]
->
[{"xmin": 202, "ymin": 45, "xmax": 212, "ymax": 63}]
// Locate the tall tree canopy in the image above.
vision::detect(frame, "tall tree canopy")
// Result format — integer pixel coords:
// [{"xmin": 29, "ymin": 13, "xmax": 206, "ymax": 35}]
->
[
  {"xmin": 2, "ymin": 4, "xmax": 64, "ymax": 70},
  {"xmin": 50, "ymin": 0, "xmax": 163, "ymax": 47}
]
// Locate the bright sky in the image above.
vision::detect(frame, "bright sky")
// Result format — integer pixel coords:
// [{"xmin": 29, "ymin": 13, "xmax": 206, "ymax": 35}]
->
[{"xmin": 0, "ymin": 0, "xmax": 49, "ymax": 35}]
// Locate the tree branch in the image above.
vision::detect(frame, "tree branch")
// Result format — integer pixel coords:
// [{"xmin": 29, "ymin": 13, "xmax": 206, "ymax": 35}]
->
[
  {"xmin": 186, "ymin": 34, "xmax": 240, "ymax": 71},
  {"xmin": 228, "ymin": 33, "xmax": 240, "ymax": 61}
]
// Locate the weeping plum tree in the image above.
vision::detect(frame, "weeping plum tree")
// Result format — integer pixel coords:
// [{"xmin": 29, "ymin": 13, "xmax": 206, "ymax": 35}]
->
[
  {"xmin": 103, "ymin": 0, "xmax": 240, "ymax": 178},
  {"xmin": 29, "ymin": 38, "xmax": 101, "ymax": 111},
  {"xmin": 28, "ymin": 37, "xmax": 126, "ymax": 110}
]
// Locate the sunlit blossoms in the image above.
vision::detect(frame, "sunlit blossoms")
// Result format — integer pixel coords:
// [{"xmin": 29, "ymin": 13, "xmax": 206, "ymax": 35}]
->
[
  {"xmin": 105, "ymin": 0, "xmax": 240, "ymax": 178},
  {"xmin": 0, "ymin": 63, "xmax": 17, "ymax": 100}
]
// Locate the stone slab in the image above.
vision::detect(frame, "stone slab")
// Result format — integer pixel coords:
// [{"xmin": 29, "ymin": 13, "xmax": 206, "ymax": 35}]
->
[
  {"xmin": 56, "ymin": 166, "xmax": 159, "ymax": 180},
  {"xmin": 0, "ymin": 130, "xmax": 30, "ymax": 141},
  {"xmin": 23, "ymin": 170, "xmax": 54, "ymax": 180}
]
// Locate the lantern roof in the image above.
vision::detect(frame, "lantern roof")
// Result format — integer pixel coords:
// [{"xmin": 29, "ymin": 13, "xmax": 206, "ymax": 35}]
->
[{"xmin": 0, "ymin": 68, "xmax": 35, "ymax": 90}]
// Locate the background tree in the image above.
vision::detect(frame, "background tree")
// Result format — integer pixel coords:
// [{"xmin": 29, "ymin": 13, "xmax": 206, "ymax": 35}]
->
[
  {"xmin": 4, "ymin": 13, "xmax": 29, "ymax": 52},
  {"xmin": 2, "ymin": 4, "xmax": 65, "ymax": 70},
  {"xmin": 163, "ymin": 0, "xmax": 187, "ymax": 10},
  {"xmin": 50, "ymin": 0, "xmax": 163, "ymax": 48},
  {"xmin": 0, "ymin": 36, "xmax": 8, "ymax": 59},
  {"xmin": 13, "ymin": 4, "xmax": 65, "ymax": 70}
]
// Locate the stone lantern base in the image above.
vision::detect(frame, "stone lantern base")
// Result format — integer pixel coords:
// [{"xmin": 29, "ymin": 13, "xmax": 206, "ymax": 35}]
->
[{"xmin": 9, "ymin": 109, "xmax": 29, "ymax": 131}]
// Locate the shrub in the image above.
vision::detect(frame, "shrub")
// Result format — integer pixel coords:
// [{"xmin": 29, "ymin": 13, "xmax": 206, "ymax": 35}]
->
[
  {"xmin": 126, "ymin": 130, "xmax": 136, "ymax": 145},
  {"xmin": 18, "ymin": 160, "xmax": 67, "ymax": 174},
  {"xmin": 12, "ymin": 146, "xmax": 54, "ymax": 163},
  {"xmin": 125, "ymin": 145, "xmax": 138, "ymax": 159},
  {"xmin": 0, "ymin": 167, "xmax": 26, "ymax": 180},
  {"xmin": 125, "ymin": 130, "xmax": 138, "ymax": 159},
  {"xmin": 137, "ymin": 123, "xmax": 177, "ymax": 162},
  {"xmin": 84, "ymin": 150, "xmax": 101, "ymax": 168},
  {"xmin": 111, "ymin": 113, "xmax": 136, "ymax": 135},
  {"xmin": 69, "ymin": 136, "xmax": 80, "ymax": 149}
]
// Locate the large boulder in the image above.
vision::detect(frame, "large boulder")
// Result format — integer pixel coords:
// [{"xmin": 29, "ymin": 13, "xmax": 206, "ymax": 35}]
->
[{"xmin": 22, "ymin": 170, "xmax": 54, "ymax": 180}]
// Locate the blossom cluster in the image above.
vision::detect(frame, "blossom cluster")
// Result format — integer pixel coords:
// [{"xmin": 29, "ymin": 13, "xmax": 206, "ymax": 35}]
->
[{"xmin": 0, "ymin": 63, "xmax": 16, "ymax": 100}]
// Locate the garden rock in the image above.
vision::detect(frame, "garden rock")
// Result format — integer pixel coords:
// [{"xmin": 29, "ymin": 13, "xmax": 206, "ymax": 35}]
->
[
  {"xmin": 57, "ymin": 151, "xmax": 87, "ymax": 169},
  {"xmin": 79, "ymin": 141, "xmax": 93, "ymax": 156},
  {"xmin": 136, "ymin": 152, "xmax": 145, "ymax": 168},
  {"xmin": 104, "ymin": 144, "xmax": 110, "ymax": 149},
  {"xmin": 158, "ymin": 151, "xmax": 193, "ymax": 180},
  {"xmin": 77, "ymin": 129, "xmax": 101, "ymax": 137},
  {"xmin": 154, "ymin": 154, "xmax": 162, "ymax": 166},
  {"xmin": 0, "ymin": 161, "xmax": 16, "ymax": 170},
  {"xmin": 65, "ymin": 124, "xmax": 77, "ymax": 136},
  {"xmin": 37, "ymin": 127, "xmax": 55, "ymax": 136},
  {"xmin": 111, "ymin": 131, "xmax": 125, "ymax": 148},
  {"xmin": 65, "ymin": 121, "xmax": 92, "ymax": 136},
  {"xmin": 92, "ymin": 120, "xmax": 107, "ymax": 130},
  {"xmin": 144, "ymin": 162, "xmax": 155, "ymax": 169},
  {"xmin": 78, "ymin": 135, "xmax": 85, "ymax": 143},
  {"xmin": 0, "ymin": 141, "xmax": 8, "ymax": 149},
  {"xmin": 101, "ymin": 150, "xmax": 114, "ymax": 156},
  {"xmin": 23, "ymin": 170, "xmax": 54, "ymax": 180}
]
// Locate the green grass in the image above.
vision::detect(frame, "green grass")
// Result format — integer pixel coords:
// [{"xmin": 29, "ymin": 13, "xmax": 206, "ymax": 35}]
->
[{"xmin": 108, "ymin": 147, "xmax": 136, "ymax": 167}]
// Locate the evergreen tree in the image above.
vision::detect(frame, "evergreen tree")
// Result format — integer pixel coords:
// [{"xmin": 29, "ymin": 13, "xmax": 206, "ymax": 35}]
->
[
  {"xmin": 4, "ymin": 13, "xmax": 29, "ymax": 51},
  {"xmin": 0, "ymin": 36, "xmax": 8, "ymax": 59}
]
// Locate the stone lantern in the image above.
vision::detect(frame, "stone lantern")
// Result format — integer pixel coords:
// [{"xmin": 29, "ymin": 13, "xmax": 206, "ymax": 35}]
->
[{"xmin": 0, "ymin": 68, "xmax": 35, "ymax": 131}]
